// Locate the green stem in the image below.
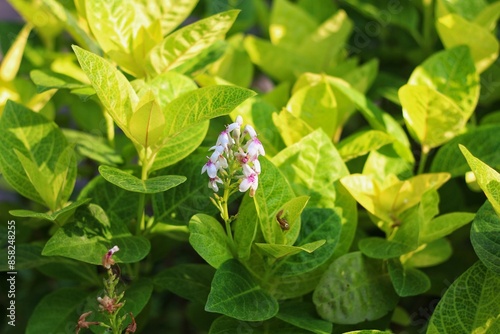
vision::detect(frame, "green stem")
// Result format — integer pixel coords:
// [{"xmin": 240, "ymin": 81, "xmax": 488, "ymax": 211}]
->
[
  {"xmin": 135, "ymin": 160, "xmax": 150, "ymax": 235},
  {"xmin": 418, "ymin": 146, "xmax": 429, "ymax": 174},
  {"xmin": 221, "ymin": 186, "xmax": 236, "ymax": 255},
  {"xmin": 105, "ymin": 112, "xmax": 115, "ymax": 148}
]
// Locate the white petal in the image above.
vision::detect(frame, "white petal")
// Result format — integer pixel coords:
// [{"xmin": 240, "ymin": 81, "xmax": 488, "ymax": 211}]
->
[
  {"xmin": 239, "ymin": 178, "xmax": 252, "ymax": 192},
  {"xmin": 242, "ymin": 163, "xmax": 254, "ymax": 176},
  {"xmin": 252, "ymin": 159, "xmax": 261, "ymax": 174},
  {"xmin": 244, "ymin": 125, "xmax": 257, "ymax": 138}
]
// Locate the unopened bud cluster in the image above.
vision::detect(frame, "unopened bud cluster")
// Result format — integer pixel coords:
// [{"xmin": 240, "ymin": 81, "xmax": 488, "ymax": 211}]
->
[{"xmin": 202, "ymin": 116, "xmax": 265, "ymax": 197}]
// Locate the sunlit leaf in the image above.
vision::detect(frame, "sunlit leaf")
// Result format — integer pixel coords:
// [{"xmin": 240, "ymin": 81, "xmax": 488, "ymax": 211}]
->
[
  {"xmin": 399, "ymin": 84, "xmax": 466, "ymax": 150},
  {"xmin": 460, "ymin": 145, "xmax": 500, "ymax": 213},
  {"xmin": 436, "ymin": 13, "xmax": 499, "ymax": 73},
  {"xmin": 146, "ymin": 10, "xmax": 239, "ymax": 75},
  {"xmin": 408, "ymin": 46, "xmax": 479, "ymax": 117}
]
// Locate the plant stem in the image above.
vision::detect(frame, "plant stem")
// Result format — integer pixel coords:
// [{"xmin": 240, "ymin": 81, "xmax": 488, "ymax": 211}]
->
[
  {"xmin": 221, "ymin": 186, "xmax": 236, "ymax": 255},
  {"xmin": 418, "ymin": 146, "xmax": 429, "ymax": 174},
  {"xmin": 135, "ymin": 160, "xmax": 150, "ymax": 235}
]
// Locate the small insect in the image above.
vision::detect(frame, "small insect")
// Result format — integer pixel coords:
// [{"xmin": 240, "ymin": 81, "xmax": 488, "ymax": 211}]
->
[{"xmin": 276, "ymin": 209, "xmax": 290, "ymax": 230}]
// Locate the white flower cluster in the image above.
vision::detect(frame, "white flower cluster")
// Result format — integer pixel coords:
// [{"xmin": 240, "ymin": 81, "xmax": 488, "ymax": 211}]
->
[{"xmin": 201, "ymin": 116, "xmax": 265, "ymax": 197}]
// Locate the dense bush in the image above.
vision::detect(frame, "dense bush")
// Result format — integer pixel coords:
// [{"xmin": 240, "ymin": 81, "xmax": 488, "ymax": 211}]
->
[{"xmin": 1, "ymin": 0, "xmax": 499, "ymax": 333}]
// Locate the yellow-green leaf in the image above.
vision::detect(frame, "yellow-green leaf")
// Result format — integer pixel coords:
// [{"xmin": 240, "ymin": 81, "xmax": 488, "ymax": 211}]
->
[
  {"xmin": 399, "ymin": 84, "xmax": 466, "ymax": 150},
  {"xmin": 460, "ymin": 145, "xmax": 500, "ymax": 214},
  {"xmin": 436, "ymin": 13, "xmax": 499, "ymax": 73}
]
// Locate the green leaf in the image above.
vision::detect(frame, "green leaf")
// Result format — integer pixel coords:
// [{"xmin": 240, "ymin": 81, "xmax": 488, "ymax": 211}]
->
[
  {"xmin": 272, "ymin": 109, "xmax": 314, "ymax": 147},
  {"xmin": 341, "ymin": 173, "xmax": 450, "ymax": 229},
  {"xmin": 343, "ymin": 0, "xmax": 419, "ymax": 34},
  {"xmin": 154, "ymin": 0, "xmax": 199, "ymax": 36},
  {"xmin": 338, "ymin": 130, "xmax": 394, "ymax": 161},
  {"xmin": 9, "ymin": 198, "xmax": 91, "ymax": 224},
  {"xmin": 274, "ymin": 196, "xmax": 310, "ymax": 245},
  {"xmin": 260, "ymin": 208, "xmax": 342, "ymax": 300},
  {"xmin": 0, "ymin": 23, "xmax": 32, "ymax": 82},
  {"xmin": 322, "ymin": 77, "xmax": 413, "ymax": 162},
  {"xmin": 362, "ymin": 146, "xmax": 413, "ymax": 187},
  {"xmin": 0, "ymin": 243, "xmax": 54, "ymax": 271},
  {"xmin": 333, "ymin": 181, "xmax": 359, "ymax": 258},
  {"xmin": 233, "ymin": 194, "xmax": 259, "ymax": 260},
  {"xmin": 72, "ymin": 45, "xmax": 137, "ymax": 135},
  {"xmin": 388, "ymin": 259, "xmax": 431, "ymax": 297},
  {"xmin": 63, "ymin": 129, "xmax": 123, "ymax": 166},
  {"xmin": 298, "ymin": 10, "xmax": 353, "ymax": 73},
  {"xmin": 42, "ymin": 204, "xmax": 150, "ymax": 265},
  {"xmin": 209, "ymin": 316, "xmax": 313, "ymax": 334},
  {"xmin": 359, "ymin": 206, "xmax": 420, "ymax": 259},
  {"xmin": 37, "ymin": 258, "xmax": 100, "ymax": 284},
  {"xmin": 152, "ymin": 153, "xmax": 218, "ymax": 225},
  {"xmin": 272, "ymin": 129, "xmax": 348, "ymax": 208},
  {"xmin": 286, "ymin": 78, "xmax": 342, "ymax": 139},
  {"xmin": 139, "ymin": 71, "xmax": 198, "ymax": 106},
  {"xmin": 460, "ymin": 145, "xmax": 500, "ymax": 213},
  {"xmin": 253, "ymin": 157, "xmax": 296, "ymax": 244},
  {"xmin": 399, "ymin": 84, "xmax": 466, "ymax": 149},
  {"xmin": 269, "ymin": 0, "xmax": 318, "ymax": 48},
  {"xmin": 30, "ymin": 69, "xmax": 88, "ymax": 93},
  {"xmin": 188, "ymin": 214, "xmax": 233, "ymax": 268},
  {"xmin": 427, "ymin": 261, "xmax": 500, "ymax": 334},
  {"xmin": 276, "ymin": 300, "xmax": 333, "ymax": 334},
  {"xmin": 431, "ymin": 125, "xmax": 500, "ymax": 177},
  {"xmin": 209, "ymin": 34, "xmax": 254, "ymax": 87},
  {"xmin": 26, "ymin": 288, "xmax": 88, "ymax": 334},
  {"xmin": 151, "ymin": 121, "xmax": 209, "ymax": 171},
  {"xmin": 162, "ymin": 85, "xmax": 255, "ymax": 139},
  {"xmin": 128, "ymin": 92, "xmax": 165, "ymax": 150},
  {"xmin": 344, "ymin": 331, "xmax": 392, "ymax": 334},
  {"xmin": 408, "ymin": 46, "xmax": 480, "ymax": 117},
  {"xmin": 16, "ymin": 144, "xmax": 76, "ymax": 211},
  {"xmin": 403, "ymin": 238, "xmax": 453, "ymax": 268},
  {"xmin": 474, "ymin": 1, "xmax": 500, "ymax": 31},
  {"xmin": 436, "ymin": 13, "xmax": 499, "ymax": 73},
  {"xmin": 146, "ymin": 10, "xmax": 239, "ymax": 75},
  {"xmin": 154, "ymin": 264, "xmax": 215, "ymax": 304},
  {"xmin": 470, "ymin": 201, "xmax": 500, "ymax": 274},
  {"xmin": 244, "ymin": 35, "xmax": 311, "ymax": 82},
  {"xmin": 255, "ymin": 240, "xmax": 326, "ymax": 259},
  {"xmin": 41, "ymin": 0, "xmax": 99, "ymax": 54},
  {"xmin": 0, "ymin": 101, "xmax": 76, "ymax": 210},
  {"xmin": 98, "ymin": 165, "xmax": 186, "ymax": 194},
  {"xmin": 437, "ymin": 0, "xmax": 487, "ymax": 21},
  {"xmin": 84, "ymin": 0, "xmax": 158, "ymax": 77},
  {"xmin": 358, "ymin": 237, "xmax": 414, "ymax": 259},
  {"xmin": 84, "ymin": 0, "xmax": 137, "ymax": 54},
  {"xmin": 205, "ymin": 259, "xmax": 279, "ymax": 321},
  {"xmin": 77, "ymin": 175, "xmax": 140, "ymax": 226},
  {"xmin": 420, "ymin": 212, "xmax": 475, "ymax": 244},
  {"xmin": 313, "ymin": 252, "xmax": 398, "ymax": 324}
]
